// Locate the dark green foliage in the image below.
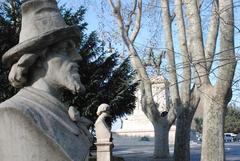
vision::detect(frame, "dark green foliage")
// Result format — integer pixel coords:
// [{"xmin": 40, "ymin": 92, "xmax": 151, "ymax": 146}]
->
[
  {"xmin": 60, "ymin": 4, "xmax": 87, "ymax": 46},
  {"xmin": 0, "ymin": 0, "xmax": 21, "ymax": 102},
  {"xmin": 224, "ymin": 105, "xmax": 240, "ymax": 133},
  {"xmin": 0, "ymin": 0, "xmax": 21, "ymax": 52},
  {"xmin": 0, "ymin": 0, "xmax": 137, "ymax": 123},
  {"xmin": 58, "ymin": 3, "xmax": 138, "ymax": 123},
  {"xmin": 62, "ymin": 31, "xmax": 138, "ymax": 122}
]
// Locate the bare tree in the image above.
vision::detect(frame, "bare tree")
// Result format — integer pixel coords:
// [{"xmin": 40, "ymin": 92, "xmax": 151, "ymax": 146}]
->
[
  {"xmin": 107, "ymin": 0, "xmax": 176, "ymax": 158},
  {"xmin": 200, "ymin": 0, "xmax": 236, "ymax": 160},
  {"xmin": 183, "ymin": 0, "xmax": 236, "ymax": 160},
  {"xmin": 160, "ymin": 0, "xmax": 201, "ymax": 160},
  {"xmin": 105, "ymin": 0, "xmax": 236, "ymax": 160},
  {"xmin": 156, "ymin": 0, "xmax": 235, "ymax": 160}
]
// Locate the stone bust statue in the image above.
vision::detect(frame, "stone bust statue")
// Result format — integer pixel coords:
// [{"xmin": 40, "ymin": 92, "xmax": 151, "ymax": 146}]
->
[
  {"xmin": 95, "ymin": 103, "xmax": 112, "ymax": 142},
  {"xmin": 0, "ymin": 0, "xmax": 91, "ymax": 161}
]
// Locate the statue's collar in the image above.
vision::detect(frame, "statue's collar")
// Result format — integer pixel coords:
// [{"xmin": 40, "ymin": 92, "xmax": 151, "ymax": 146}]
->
[
  {"xmin": 22, "ymin": 87, "xmax": 67, "ymax": 111},
  {"xmin": 17, "ymin": 87, "xmax": 80, "ymax": 135}
]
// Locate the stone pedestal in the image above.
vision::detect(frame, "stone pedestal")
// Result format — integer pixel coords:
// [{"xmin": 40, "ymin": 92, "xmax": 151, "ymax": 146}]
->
[
  {"xmin": 95, "ymin": 104, "xmax": 113, "ymax": 161},
  {"xmin": 95, "ymin": 142, "xmax": 113, "ymax": 161}
]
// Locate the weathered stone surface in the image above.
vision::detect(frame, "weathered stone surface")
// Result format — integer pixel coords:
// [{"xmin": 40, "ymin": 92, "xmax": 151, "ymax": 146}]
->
[
  {"xmin": 0, "ymin": 0, "xmax": 90, "ymax": 160},
  {"xmin": 95, "ymin": 103, "xmax": 112, "ymax": 142},
  {"xmin": 95, "ymin": 103, "xmax": 113, "ymax": 161},
  {"xmin": 2, "ymin": 0, "xmax": 80, "ymax": 68},
  {"xmin": 0, "ymin": 107, "xmax": 70, "ymax": 161},
  {"xmin": 0, "ymin": 87, "xmax": 90, "ymax": 161}
]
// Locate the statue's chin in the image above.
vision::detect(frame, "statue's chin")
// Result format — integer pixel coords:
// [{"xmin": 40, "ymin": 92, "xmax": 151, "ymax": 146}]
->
[
  {"xmin": 66, "ymin": 83, "xmax": 80, "ymax": 94},
  {"xmin": 64, "ymin": 75, "xmax": 85, "ymax": 94},
  {"xmin": 71, "ymin": 85, "xmax": 85, "ymax": 95}
]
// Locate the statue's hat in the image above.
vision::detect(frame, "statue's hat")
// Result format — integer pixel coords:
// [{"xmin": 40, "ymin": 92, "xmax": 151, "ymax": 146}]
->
[{"xmin": 2, "ymin": 0, "xmax": 80, "ymax": 67}]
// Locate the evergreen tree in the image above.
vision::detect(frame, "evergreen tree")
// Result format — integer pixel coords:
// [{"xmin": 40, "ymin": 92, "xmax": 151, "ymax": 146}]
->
[
  {"xmin": 61, "ymin": 6, "xmax": 137, "ymax": 122},
  {"xmin": 0, "ymin": 0, "xmax": 21, "ymax": 102},
  {"xmin": 0, "ymin": 0, "xmax": 137, "ymax": 123}
]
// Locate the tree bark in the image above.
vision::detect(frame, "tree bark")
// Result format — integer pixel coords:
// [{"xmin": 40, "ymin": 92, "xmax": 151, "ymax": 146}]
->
[
  {"xmin": 173, "ymin": 1, "xmax": 193, "ymax": 159},
  {"xmin": 201, "ymin": 93, "xmax": 226, "ymax": 161},
  {"xmin": 153, "ymin": 119, "xmax": 170, "ymax": 159},
  {"xmin": 201, "ymin": 0, "xmax": 236, "ymax": 160},
  {"xmin": 174, "ymin": 108, "xmax": 194, "ymax": 161},
  {"xmin": 160, "ymin": 1, "xmax": 180, "ymax": 158},
  {"xmin": 185, "ymin": 0, "xmax": 209, "ymax": 85}
]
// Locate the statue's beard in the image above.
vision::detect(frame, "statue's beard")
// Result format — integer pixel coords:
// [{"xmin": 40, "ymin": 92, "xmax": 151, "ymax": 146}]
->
[
  {"xmin": 64, "ymin": 73, "xmax": 85, "ymax": 94},
  {"xmin": 62, "ymin": 64, "xmax": 85, "ymax": 94}
]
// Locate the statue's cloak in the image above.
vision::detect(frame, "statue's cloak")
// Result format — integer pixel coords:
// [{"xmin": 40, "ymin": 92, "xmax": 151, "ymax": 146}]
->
[{"xmin": 0, "ymin": 87, "xmax": 90, "ymax": 161}]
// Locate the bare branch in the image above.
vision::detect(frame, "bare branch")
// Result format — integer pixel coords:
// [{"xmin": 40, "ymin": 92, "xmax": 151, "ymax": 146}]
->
[
  {"xmin": 185, "ymin": 0, "xmax": 210, "ymax": 85},
  {"xmin": 161, "ymin": 0, "xmax": 180, "ymax": 105},
  {"xmin": 174, "ymin": 0, "xmax": 191, "ymax": 104},
  {"xmin": 170, "ymin": 12, "xmax": 176, "ymax": 23},
  {"xmin": 156, "ymin": 51, "xmax": 164, "ymax": 67},
  {"xmin": 108, "ymin": 0, "xmax": 116, "ymax": 11},
  {"xmin": 130, "ymin": 0, "xmax": 142, "ymax": 43},
  {"xmin": 215, "ymin": 0, "xmax": 236, "ymax": 95},
  {"xmin": 143, "ymin": 47, "xmax": 153, "ymax": 66},
  {"xmin": 155, "ymin": 51, "xmax": 164, "ymax": 75},
  {"xmin": 125, "ymin": 0, "xmax": 137, "ymax": 33},
  {"xmin": 108, "ymin": 0, "xmax": 127, "ymax": 46},
  {"xmin": 143, "ymin": 48, "xmax": 164, "ymax": 75},
  {"xmin": 108, "ymin": 0, "xmax": 159, "ymax": 121},
  {"xmin": 205, "ymin": 0, "xmax": 219, "ymax": 73}
]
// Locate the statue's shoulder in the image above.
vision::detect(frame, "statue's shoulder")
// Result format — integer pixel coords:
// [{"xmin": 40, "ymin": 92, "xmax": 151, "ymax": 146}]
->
[
  {"xmin": 0, "ymin": 93, "xmax": 36, "ymax": 121},
  {"xmin": 0, "ymin": 90, "xmax": 91, "ymax": 161},
  {"xmin": 0, "ymin": 102, "xmax": 72, "ymax": 161},
  {"xmin": 0, "ymin": 92, "xmax": 45, "ymax": 129}
]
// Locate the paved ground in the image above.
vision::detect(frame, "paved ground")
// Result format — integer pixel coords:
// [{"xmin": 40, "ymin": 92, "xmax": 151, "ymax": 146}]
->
[
  {"xmin": 113, "ymin": 144, "xmax": 173, "ymax": 161},
  {"xmin": 112, "ymin": 135, "xmax": 240, "ymax": 161}
]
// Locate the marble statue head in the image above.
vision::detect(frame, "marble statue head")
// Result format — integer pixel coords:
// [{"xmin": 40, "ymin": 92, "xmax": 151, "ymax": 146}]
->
[
  {"xmin": 2, "ymin": 0, "xmax": 85, "ymax": 94},
  {"xmin": 0, "ymin": 2, "xmax": 91, "ymax": 160},
  {"xmin": 96, "ymin": 103, "xmax": 110, "ymax": 116}
]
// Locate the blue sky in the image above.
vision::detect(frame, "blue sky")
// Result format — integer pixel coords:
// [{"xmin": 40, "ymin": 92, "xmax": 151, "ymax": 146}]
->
[
  {"xmin": 60, "ymin": 0, "xmax": 240, "ymax": 104},
  {"xmin": 58, "ymin": 0, "xmax": 240, "ymax": 129}
]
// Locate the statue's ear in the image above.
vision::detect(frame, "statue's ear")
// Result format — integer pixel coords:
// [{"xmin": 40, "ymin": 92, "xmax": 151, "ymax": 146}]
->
[
  {"xmin": 8, "ymin": 63, "xmax": 24, "ymax": 88},
  {"xmin": 8, "ymin": 53, "xmax": 38, "ymax": 88}
]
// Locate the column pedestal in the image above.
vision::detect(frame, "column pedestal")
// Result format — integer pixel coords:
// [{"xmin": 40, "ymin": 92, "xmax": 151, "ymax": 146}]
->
[{"xmin": 95, "ymin": 142, "xmax": 113, "ymax": 161}]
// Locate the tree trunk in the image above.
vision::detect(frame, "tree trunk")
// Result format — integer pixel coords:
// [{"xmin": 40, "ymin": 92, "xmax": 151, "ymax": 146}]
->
[
  {"xmin": 201, "ymin": 0, "xmax": 235, "ymax": 160},
  {"xmin": 108, "ymin": 1, "xmax": 175, "ymax": 159},
  {"xmin": 201, "ymin": 95, "xmax": 225, "ymax": 161},
  {"xmin": 153, "ymin": 119, "xmax": 170, "ymax": 159},
  {"xmin": 174, "ymin": 108, "xmax": 194, "ymax": 161}
]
